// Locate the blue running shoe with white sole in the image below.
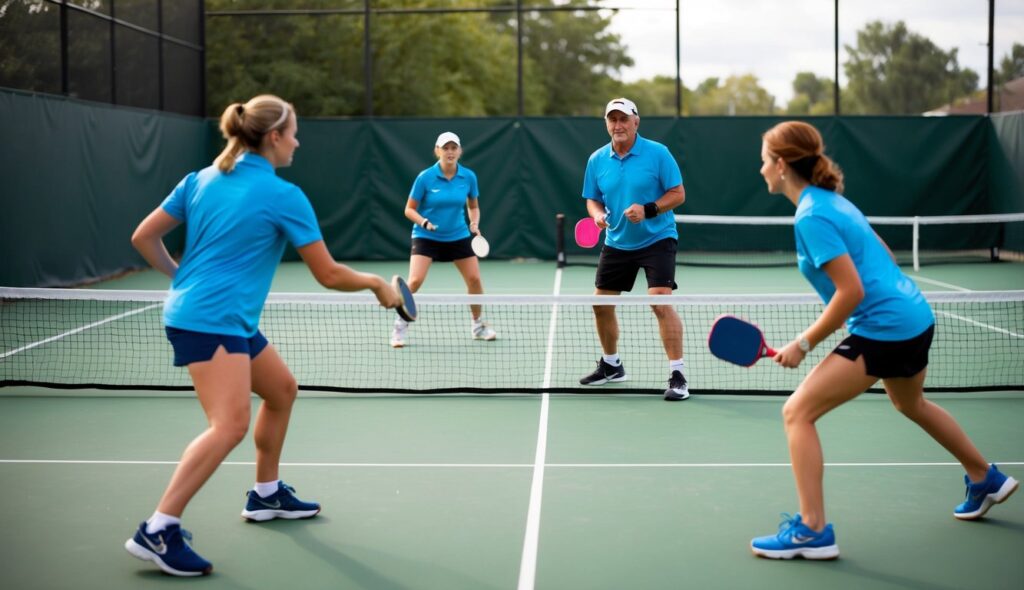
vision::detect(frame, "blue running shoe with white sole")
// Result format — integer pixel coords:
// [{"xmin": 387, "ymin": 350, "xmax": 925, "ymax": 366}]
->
[
  {"xmin": 751, "ymin": 513, "xmax": 839, "ymax": 560},
  {"xmin": 954, "ymin": 464, "xmax": 1019, "ymax": 520},
  {"xmin": 124, "ymin": 522, "xmax": 212, "ymax": 576},
  {"xmin": 241, "ymin": 481, "xmax": 321, "ymax": 522}
]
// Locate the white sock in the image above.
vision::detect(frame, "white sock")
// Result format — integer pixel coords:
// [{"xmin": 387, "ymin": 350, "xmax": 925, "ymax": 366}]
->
[
  {"xmin": 395, "ymin": 317, "xmax": 408, "ymax": 328},
  {"xmin": 146, "ymin": 511, "xmax": 181, "ymax": 534},
  {"xmin": 473, "ymin": 316, "xmax": 485, "ymax": 326},
  {"xmin": 670, "ymin": 359, "xmax": 685, "ymax": 374},
  {"xmin": 254, "ymin": 480, "xmax": 281, "ymax": 498},
  {"xmin": 603, "ymin": 354, "xmax": 621, "ymax": 366}
]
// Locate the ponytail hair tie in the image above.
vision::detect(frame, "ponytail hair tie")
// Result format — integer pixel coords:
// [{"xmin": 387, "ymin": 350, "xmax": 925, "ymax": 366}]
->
[
  {"xmin": 235, "ymin": 104, "xmax": 245, "ymax": 117},
  {"xmin": 789, "ymin": 154, "xmax": 820, "ymax": 181}
]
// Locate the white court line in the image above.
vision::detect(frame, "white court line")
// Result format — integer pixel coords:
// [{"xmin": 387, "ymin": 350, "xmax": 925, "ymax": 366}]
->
[
  {"xmin": 936, "ymin": 310, "xmax": 1024, "ymax": 339},
  {"xmin": 912, "ymin": 275, "xmax": 972, "ymax": 292},
  {"xmin": 0, "ymin": 303, "xmax": 161, "ymax": 359},
  {"xmin": 2, "ymin": 460, "xmax": 1022, "ymax": 468},
  {"xmin": 516, "ymin": 267, "xmax": 562, "ymax": 590}
]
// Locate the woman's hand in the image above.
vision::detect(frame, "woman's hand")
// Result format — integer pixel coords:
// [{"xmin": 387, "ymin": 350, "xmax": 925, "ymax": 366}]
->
[{"xmin": 773, "ymin": 339, "xmax": 807, "ymax": 368}]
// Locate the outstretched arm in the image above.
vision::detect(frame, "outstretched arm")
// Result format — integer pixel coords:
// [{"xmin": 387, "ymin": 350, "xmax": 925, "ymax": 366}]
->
[{"xmin": 297, "ymin": 240, "xmax": 399, "ymax": 308}]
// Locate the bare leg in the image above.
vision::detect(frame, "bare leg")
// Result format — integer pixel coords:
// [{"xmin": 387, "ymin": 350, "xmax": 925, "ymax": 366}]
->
[
  {"xmin": 406, "ymin": 255, "xmax": 432, "ymax": 293},
  {"xmin": 884, "ymin": 371, "xmax": 989, "ymax": 482},
  {"xmin": 156, "ymin": 347, "xmax": 252, "ymax": 516},
  {"xmin": 783, "ymin": 353, "xmax": 877, "ymax": 531},
  {"xmin": 648, "ymin": 286, "xmax": 682, "ymax": 360},
  {"xmin": 593, "ymin": 288, "xmax": 620, "ymax": 355},
  {"xmin": 250, "ymin": 344, "xmax": 299, "ymax": 483},
  {"xmin": 453, "ymin": 256, "xmax": 484, "ymax": 320}
]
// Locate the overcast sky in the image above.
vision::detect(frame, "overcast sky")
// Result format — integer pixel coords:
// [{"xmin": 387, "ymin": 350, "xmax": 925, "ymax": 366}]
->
[{"xmin": 593, "ymin": 0, "xmax": 1024, "ymax": 107}]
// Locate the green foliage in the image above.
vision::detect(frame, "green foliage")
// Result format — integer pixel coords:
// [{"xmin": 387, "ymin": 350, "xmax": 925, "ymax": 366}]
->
[
  {"xmin": 617, "ymin": 75, "xmax": 688, "ymax": 116},
  {"xmin": 690, "ymin": 74, "xmax": 777, "ymax": 115},
  {"xmin": 843, "ymin": 20, "xmax": 979, "ymax": 114},
  {"xmin": 995, "ymin": 42, "xmax": 1024, "ymax": 85},
  {"xmin": 206, "ymin": 0, "xmax": 629, "ymax": 117},
  {"xmin": 785, "ymin": 72, "xmax": 834, "ymax": 115}
]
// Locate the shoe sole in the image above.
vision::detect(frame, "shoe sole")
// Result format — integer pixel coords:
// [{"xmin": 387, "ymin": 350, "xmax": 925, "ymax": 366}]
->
[
  {"xmin": 124, "ymin": 538, "xmax": 212, "ymax": 576},
  {"xmin": 750, "ymin": 544, "xmax": 840, "ymax": 560},
  {"xmin": 664, "ymin": 390, "xmax": 690, "ymax": 401},
  {"xmin": 472, "ymin": 334, "xmax": 497, "ymax": 341},
  {"xmin": 241, "ymin": 508, "xmax": 321, "ymax": 522},
  {"xmin": 390, "ymin": 341, "xmax": 405, "ymax": 348},
  {"xmin": 954, "ymin": 476, "xmax": 1019, "ymax": 520},
  {"xmin": 580, "ymin": 374, "xmax": 629, "ymax": 386}
]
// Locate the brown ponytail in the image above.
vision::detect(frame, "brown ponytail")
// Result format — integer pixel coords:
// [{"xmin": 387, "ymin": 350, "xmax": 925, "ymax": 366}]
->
[
  {"xmin": 213, "ymin": 95, "xmax": 295, "ymax": 173},
  {"xmin": 762, "ymin": 121, "xmax": 844, "ymax": 194}
]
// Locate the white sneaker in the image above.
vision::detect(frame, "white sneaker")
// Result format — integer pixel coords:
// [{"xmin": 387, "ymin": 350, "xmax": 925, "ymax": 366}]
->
[
  {"xmin": 391, "ymin": 318, "xmax": 408, "ymax": 348},
  {"xmin": 472, "ymin": 321, "xmax": 497, "ymax": 341}
]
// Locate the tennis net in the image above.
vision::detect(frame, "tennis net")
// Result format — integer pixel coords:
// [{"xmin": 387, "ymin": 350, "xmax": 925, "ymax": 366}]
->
[
  {"xmin": 2, "ymin": 288, "xmax": 1021, "ymax": 394},
  {"xmin": 556, "ymin": 213, "xmax": 1024, "ymax": 270}
]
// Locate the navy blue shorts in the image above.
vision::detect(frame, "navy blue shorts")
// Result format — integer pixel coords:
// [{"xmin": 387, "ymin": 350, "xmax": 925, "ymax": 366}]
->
[{"xmin": 165, "ymin": 327, "xmax": 269, "ymax": 367}]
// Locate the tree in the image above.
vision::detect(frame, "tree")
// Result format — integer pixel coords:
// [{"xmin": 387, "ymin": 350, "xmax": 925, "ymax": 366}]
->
[
  {"xmin": 785, "ymin": 72, "xmax": 834, "ymax": 115},
  {"xmin": 489, "ymin": 0, "xmax": 633, "ymax": 116},
  {"xmin": 843, "ymin": 20, "xmax": 979, "ymax": 114},
  {"xmin": 995, "ymin": 42, "xmax": 1024, "ymax": 85},
  {"xmin": 617, "ymin": 75, "xmax": 689, "ymax": 116},
  {"xmin": 690, "ymin": 74, "xmax": 776, "ymax": 115}
]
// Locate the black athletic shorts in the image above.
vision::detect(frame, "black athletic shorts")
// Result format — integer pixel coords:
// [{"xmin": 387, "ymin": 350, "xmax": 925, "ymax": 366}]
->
[
  {"xmin": 832, "ymin": 325, "xmax": 934, "ymax": 379},
  {"xmin": 595, "ymin": 238, "xmax": 678, "ymax": 292},
  {"xmin": 411, "ymin": 236, "xmax": 475, "ymax": 262}
]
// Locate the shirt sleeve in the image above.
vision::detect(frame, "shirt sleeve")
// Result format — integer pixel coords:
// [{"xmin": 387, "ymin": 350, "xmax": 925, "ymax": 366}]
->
[
  {"xmin": 160, "ymin": 172, "xmax": 196, "ymax": 221},
  {"xmin": 276, "ymin": 185, "xmax": 323, "ymax": 248},
  {"xmin": 582, "ymin": 155, "xmax": 603, "ymax": 202},
  {"xmin": 408, "ymin": 170, "xmax": 428, "ymax": 203},
  {"xmin": 658, "ymin": 146, "xmax": 683, "ymax": 191},
  {"xmin": 796, "ymin": 214, "xmax": 847, "ymax": 268}
]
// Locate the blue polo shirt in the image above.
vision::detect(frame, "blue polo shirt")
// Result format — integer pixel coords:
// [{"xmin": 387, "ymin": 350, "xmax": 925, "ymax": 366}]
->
[
  {"xmin": 794, "ymin": 185, "xmax": 934, "ymax": 340},
  {"xmin": 161, "ymin": 153, "xmax": 323, "ymax": 337},
  {"xmin": 409, "ymin": 162, "xmax": 479, "ymax": 242},
  {"xmin": 581, "ymin": 134, "xmax": 683, "ymax": 250}
]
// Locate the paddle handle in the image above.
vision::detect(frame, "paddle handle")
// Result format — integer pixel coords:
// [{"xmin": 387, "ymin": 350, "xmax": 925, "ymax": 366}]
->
[{"xmin": 762, "ymin": 343, "xmax": 777, "ymax": 358}]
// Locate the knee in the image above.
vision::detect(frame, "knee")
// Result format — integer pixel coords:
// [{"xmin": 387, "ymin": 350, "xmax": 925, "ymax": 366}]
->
[
  {"xmin": 407, "ymin": 277, "xmax": 424, "ymax": 292},
  {"xmin": 464, "ymin": 275, "xmax": 483, "ymax": 292},
  {"xmin": 781, "ymin": 397, "xmax": 810, "ymax": 429},
  {"xmin": 266, "ymin": 375, "xmax": 298, "ymax": 410},
  {"xmin": 215, "ymin": 415, "xmax": 250, "ymax": 446},
  {"xmin": 890, "ymin": 395, "xmax": 924, "ymax": 418}
]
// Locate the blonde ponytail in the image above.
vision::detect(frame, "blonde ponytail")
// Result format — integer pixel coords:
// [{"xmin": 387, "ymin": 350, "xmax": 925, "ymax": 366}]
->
[{"xmin": 212, "ymin": 95, "xmax": 295, "ymax": 174}]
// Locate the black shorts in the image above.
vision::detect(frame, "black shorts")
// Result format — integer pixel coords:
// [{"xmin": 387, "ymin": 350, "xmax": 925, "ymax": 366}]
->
[
  {"xmin": 832, "ymin": 325, "xmax": 934, "ymax": 379},
  {"xmin": 165, "ymin": 327, "xmax": 269, "ymax": 367},
  {"xmin": 411, "ymin": 237, "xmax": 475, "ymax": 262},
  {"xmin": 595, "ymin": 238, "xmax": 678, "ymax": 292}
]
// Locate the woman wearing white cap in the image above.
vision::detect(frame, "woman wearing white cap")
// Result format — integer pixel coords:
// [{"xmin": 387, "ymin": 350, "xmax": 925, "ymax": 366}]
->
[{"xmin": 391, "ymin": 131, "xmax": 497, "ymax": 348}]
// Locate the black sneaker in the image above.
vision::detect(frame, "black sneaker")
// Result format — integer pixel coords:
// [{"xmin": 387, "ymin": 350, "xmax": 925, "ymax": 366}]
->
[
  {"xmin": 579, "ymin": 359, "xmax": 628, "ymax": 385},
  {"xmin": 664, "ymin": 370, "xmax": 689, "ymax": 401}
]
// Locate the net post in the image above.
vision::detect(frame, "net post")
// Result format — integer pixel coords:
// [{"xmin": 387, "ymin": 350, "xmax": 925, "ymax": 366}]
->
[
  {"xmin": 555, "ymin": 213, "xmax": 566, "ymax": 268},
  {"xmin": 913, "ymin": 216, "xmax": 920, "ymax": 271}
]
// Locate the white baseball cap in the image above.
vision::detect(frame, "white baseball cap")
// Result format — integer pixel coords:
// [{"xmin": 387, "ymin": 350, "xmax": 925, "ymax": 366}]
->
[
  {"xmin": 435, "ymin": 131, "xmax": 461, "ymax": 147},
  {"xmin": 605, "ymin": 98, "xmax": 638, "ymax": 117}
]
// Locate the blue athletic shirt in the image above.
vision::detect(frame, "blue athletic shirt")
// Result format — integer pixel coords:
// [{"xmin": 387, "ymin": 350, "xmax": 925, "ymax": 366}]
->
[
  {"xmin": 408, "ymin": 162, "xmax": 479, "ymax": 242},
  {"xmin": 794, "ymin": 185, "xmax": 934, "ymax": 340},
  {"xmin": 581, "ymin": 134, "xmax": 683, "ymax": 251},
  {"xmin": 161, "ymin": 153, "xmax": 323, "ymax": 337}
]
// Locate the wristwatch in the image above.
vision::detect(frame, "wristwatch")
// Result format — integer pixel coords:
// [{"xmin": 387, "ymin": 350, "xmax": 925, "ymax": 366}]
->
[{"xmin": 797, "ymin": 335, "xmax": 812, "ymax": 353}]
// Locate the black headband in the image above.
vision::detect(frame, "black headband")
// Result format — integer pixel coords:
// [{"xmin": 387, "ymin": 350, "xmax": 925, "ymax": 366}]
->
[{"xmin": 789, "ymin": 155, "xmax": 820, "ymax": 181}]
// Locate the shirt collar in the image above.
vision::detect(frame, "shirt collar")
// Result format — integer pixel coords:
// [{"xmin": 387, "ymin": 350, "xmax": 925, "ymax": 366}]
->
[
  {"xmin": 607, "ymin": 134, "xmax": 644, "ymax": 160},
  {"xmin": 238, "ymin": 152, "xmax": 274, "ymax": 172},
  {"xmin": 433, "ymin": 161, "xmax": 463, "ymax": 179}
]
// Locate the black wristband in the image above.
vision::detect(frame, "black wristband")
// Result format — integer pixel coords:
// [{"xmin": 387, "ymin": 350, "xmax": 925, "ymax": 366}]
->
[{"xmin": 643, "ymin": 202, "xmax": 659, "ymax": 219}]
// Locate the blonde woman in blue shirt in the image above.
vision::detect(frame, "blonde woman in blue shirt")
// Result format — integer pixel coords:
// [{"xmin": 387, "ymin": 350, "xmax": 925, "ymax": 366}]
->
[
  {"xmin": 127, "ymin": 95, "xmax": 399, "ymax": 576},
  {"xmin": 750, "ymin": 121, "xmax": 1017, "ymax": 560},
  {"xmin": 391, "ymin": 131, "xmax": 497, "ymax": 347}
]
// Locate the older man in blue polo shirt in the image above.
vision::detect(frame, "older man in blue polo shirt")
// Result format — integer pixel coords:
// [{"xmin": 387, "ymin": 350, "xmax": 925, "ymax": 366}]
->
[{"xmin": 579, "ymin": 97, "xmax": 689, "ymax": 401}]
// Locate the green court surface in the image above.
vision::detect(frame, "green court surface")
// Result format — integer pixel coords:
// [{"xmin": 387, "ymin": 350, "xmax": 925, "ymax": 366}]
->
[{"xmin": 2, "ymin": 259, "xmax": 1022, "ymax": 589}]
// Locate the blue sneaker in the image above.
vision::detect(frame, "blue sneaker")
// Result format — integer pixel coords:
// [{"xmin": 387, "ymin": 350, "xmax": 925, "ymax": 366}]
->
[
  {"xmin": 241, "ymin": 481, "xmax": 321, "ymax": 522},
  {"xmin": 954, "ymin": 464, "xmax": 1019, "ymax": 520},
  {"xmin": 751, "ymin": 513, "xmax": 839, "ymax": 560},
  {"xmin": 579, "ymin": 359, "xmax": 627, "ymax": 385},
  {"xmin": 124, "ymin": 522, "xmax": 212, "ymax": 576}
]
